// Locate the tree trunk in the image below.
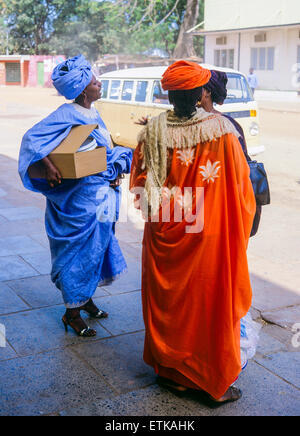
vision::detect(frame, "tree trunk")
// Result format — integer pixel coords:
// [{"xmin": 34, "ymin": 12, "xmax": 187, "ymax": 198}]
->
[{"xmin": 173, "ymin": 0, "xmax": 199, "ymax": 58}]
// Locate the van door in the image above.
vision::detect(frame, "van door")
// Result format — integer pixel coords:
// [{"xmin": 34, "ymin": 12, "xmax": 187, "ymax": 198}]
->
[
  {"xmin": 97, "ymin": 79, "xmax": 123, "ymax": 144},
  {"xmin": 118, "ymin": 80, "xmax": 152, "ymax": 148}
]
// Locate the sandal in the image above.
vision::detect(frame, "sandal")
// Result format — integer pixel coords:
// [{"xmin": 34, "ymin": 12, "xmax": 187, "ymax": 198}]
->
[
  {"xmin": 81, "ymin": 299, "xmax": 109, "ymax": 319},
  {"xmin": 62, "ymin": 309, "xmax": 97, "ymax": 337},
  {"xmin": 206, "ymin": 386, "xmax": 242, "ymax": 408}
]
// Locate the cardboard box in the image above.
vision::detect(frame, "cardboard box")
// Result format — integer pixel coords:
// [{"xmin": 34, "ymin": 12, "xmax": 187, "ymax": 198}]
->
[{"xmin": 28, "ymin": 124, "xmax": 107, "ymax": 179}]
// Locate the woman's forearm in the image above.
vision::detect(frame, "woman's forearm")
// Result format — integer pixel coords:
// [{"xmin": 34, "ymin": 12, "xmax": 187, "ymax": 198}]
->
[
  {"xmin": 42, "ymin": 156, "xmax": 54, "ymax": 169},
  {"xmin": 41, "ymin": 156, "xmax": 62, "ymax": 187}
]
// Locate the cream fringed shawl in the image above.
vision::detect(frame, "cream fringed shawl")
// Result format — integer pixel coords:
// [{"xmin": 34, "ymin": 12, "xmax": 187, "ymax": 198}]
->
[{"xmin": 137, "ymin": 108, "xmax": 240, "ymax": 216}]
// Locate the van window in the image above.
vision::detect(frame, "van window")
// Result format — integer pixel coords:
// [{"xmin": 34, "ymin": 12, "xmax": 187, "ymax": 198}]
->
[
  {"xmin": 152, "ymin": 80, "xmax": 169, "ymax": 105},
  {"xmin": 135, "ymin": 81, "xmax": 148, "ymax": 102},
  {"xmin": 122, "ymin": 81, "xmax": 134, "ymax": 101},
  {"xmin": 101, "ymin": 80, "xmax": 109, "ymax": 99},
  {"xmin": 110, "ymin": 80, "xmax": 121, "ymax": 100},
  {"xmin": 224, "ymin": 73, "xmax": 253, "ymax": 104}
]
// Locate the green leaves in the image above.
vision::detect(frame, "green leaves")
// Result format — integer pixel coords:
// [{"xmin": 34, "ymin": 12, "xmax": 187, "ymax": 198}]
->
[
  {"xmin": 1, "ymin": 0, "xmax": 81, "ymax": 54},
  {"xmin": 0, "ymin": 0, "xmax": 204, "ymax": 60}
]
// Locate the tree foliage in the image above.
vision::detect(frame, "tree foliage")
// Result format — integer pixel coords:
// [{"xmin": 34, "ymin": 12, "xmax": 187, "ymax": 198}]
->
[
  {"xmin": 102, "ymin": 0, "xmax": 197, "ymax": 56},
  {"xmin": 0, "ymin": 0, "xmax": 81, "ymax": 54},
  {"xmin": 51, "ymin": 0, "xmax": 106, "ymax": 61},
  {"xmin": 0, "ymin": 0, "xmax": 205, "ymax": 60}
]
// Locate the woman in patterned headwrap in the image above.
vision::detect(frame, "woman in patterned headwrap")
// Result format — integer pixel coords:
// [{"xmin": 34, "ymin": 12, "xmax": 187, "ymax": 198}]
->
[
  {"xmin": 130, "ymin": 61, "xmax": 256, "ymax": 405},
  {"xmin": 19, "ymin": 55, "xmax": 132, "ymax": 337},
  {"xmin": 200, "ymin": 70, "xmax": 262, "ymax": 237}
]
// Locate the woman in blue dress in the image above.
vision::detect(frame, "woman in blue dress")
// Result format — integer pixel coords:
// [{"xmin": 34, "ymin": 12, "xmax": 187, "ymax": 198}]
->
[
  {"xmin": 199, "ymin": 69, "xmax": 261, "ymax": 371},
  {"xmin": 19, "ymin": 55, "xmax": 132, "ymax": 337}
]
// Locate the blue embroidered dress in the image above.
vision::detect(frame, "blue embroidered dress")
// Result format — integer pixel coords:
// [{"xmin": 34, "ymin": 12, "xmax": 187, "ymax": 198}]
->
[{"xmin": 19, "ymin": 102, "xmax": 132, "ymax": 308}]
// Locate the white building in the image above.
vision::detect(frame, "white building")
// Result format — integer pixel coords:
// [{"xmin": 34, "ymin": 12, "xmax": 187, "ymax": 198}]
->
[{"xmin": 194, "ymin": 0, "xmax": 300, "ymax": 91}]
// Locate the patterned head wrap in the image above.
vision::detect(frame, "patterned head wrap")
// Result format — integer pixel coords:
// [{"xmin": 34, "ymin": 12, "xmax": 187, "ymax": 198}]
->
[
  {"xmin": 204, "ymin": 70, "xmax": 228, "ymax": 104},
  {"xmin": 52, "ymin": 55, "xmax": 93, "ymax": 100},
  {"xmin": 161, "ymin": 60, "xmax": 211, "ymax": 91}
]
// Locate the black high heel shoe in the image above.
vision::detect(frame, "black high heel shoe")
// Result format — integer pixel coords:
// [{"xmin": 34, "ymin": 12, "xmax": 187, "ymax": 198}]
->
[
  {"xmin": 81, "ymin": 299, "xmax": 109, "ymax": 319},
  {"xmin": 62, "ymin": 309, "xmax": 97, "ymax": 337}
]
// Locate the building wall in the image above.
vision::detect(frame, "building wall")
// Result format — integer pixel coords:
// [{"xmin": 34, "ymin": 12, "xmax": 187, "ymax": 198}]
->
[
  {"xmin": 0, "ymin": 60, "xmax": 22, "ymax": 86},
  {"xmin": 0, "ymin": 62, "xmax": 6, "ymax": 85},
  {"xmin": 0, "ymin": 55, "xmax": 65, "ymax": 87},
  {"xmin": 204, "ymin": 23, "xmax": 300, "ymax": 90},
  {"xmin": 205, "ymin": 0, "xmax": 300, "ymax": 31},
  {"xmin": 241, "ymin": 28, "xmax": 300, "ymax": 90},
  {"xmin": 27, "ymin": 55, "xmax": 65, "ymax": 87}
]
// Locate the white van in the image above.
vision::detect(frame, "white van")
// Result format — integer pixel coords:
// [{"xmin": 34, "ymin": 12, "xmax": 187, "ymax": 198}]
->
[{"xmin": 95, "ymin": 65, "xmax": 265, "ymax": 156}]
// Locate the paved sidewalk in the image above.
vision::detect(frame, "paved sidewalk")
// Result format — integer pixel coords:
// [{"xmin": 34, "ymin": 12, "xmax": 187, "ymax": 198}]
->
[
  {"xmin": 256, "ymin": 90, "xmax": 300, "ymax": 113},
  {"xmin": 0, "ymin": 153, "xmax": 299, "ymax": 416}
]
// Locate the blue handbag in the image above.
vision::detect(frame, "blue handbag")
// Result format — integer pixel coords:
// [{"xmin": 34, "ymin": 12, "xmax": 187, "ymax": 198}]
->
[
  {"xmin": 248, "ymin": 160, "xmax": 271, "ymax": 206},
  {"xmin": 248, "ymin": 160, "xmax": 270, "ymax": 237}
]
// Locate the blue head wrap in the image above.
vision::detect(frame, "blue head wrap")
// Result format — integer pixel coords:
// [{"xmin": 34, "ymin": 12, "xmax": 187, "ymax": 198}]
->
[{"xmin": 52, "ymin": 55, "xmax": 93, "ymax": 100}]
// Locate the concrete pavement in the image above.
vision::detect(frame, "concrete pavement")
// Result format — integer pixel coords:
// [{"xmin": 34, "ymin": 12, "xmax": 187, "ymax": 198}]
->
[{"xmin": 0, "ymin": 86, "xmax": 299, "ymax": 416}]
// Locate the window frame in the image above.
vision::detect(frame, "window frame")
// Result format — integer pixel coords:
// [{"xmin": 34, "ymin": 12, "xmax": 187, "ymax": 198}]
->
[
  {"xmin": 121, "ymin": 80, "xmax": 135, "ymax": 102},
  {"xmin": 224, "ymin": 73, "xmax": 254, "ymax": 104},
  {"xmin": 151, "ymin": 80, "xmax": 170, "ymax": 106},
  {"xmin": 251, "ymin": 47, "xmax": 275, "ymax": 71},
  {"xmin": 100, "ymin": 79, "xmax": 109, "ymax": 99},
  {"xmin": 134, "ymin": 80, "xmax": 149, "ymax": 103},
  {"xmin": 109, "ymin": 79, "xmax": 122, "ymax": 100}
]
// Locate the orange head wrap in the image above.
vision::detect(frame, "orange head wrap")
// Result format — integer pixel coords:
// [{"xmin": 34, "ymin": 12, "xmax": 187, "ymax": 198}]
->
[{"xmin": 161, "ymin": 60, "xmax": 211, "ymax": 91}]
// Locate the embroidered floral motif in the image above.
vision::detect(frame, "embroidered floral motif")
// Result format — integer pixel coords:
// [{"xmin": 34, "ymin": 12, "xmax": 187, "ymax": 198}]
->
[
  {"xmin": 176, "ymin": 148, "xmax": 195, "ymax": 166},
  {"xmin": 199, "ymin": 160, "xmax": 221, "ymax": 184}
]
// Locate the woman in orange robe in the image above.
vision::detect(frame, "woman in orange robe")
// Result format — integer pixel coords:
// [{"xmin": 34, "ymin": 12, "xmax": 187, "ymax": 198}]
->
[{"xmin": 130, "ymin": 61, "xmax": 256, "ymax": 403}]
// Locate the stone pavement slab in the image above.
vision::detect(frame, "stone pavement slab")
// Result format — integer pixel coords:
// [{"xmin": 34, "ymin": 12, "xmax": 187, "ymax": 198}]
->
[
  {"xmin": 0, "ymin": 235, "xmax": 45, "ymax": 257},
  {"xmin": 102, "ymin": 263, "xmax": 141, "ymax": 295},
  {"xmin": 71, "ymin": 331, "xmax": 154, "ymax": 395},
  {"xmin": 250, "ymin": 272, "xmax": 300, "ymax": 312},
  {"xmin": 95, "ymin": 292, "xmax": 144, "ymax": 336},
  {"xmin": 29, "ymin": 232, "xmax": 50, "ymax": 249},
  {"xmin": 0, "ymin": 348, "xmax": 115, "ymax": 416},
  {"xmin": 0, "ymin": 256, "xmax": 39, "ymax": 281},
  {"xmin": 0, "ymin": 218, "xmax": 45, "ymax": 238},
  {"xmin": 0, "ymin": 216, "xmax": 7, "ymax": 226},
  {"xmin": 0, "ymin": 207, "xmax": 44, "ymax": 221},
  {"xmin": 0, "ymin": 305, "xmax": 112, "ymax": 357},
  {"xmin": 255, "ymin": 352, "xmax": 300, "ymax": 389},
  {"xmin": 261, "ymin": 323, "xmax": 298, "ymax": 352},
  {"xmin": 116, "ymin": 223, "xmax": 143, "ymax": 245},
  {"xmin": 118, "ymin": 240, "xmax": 143, "ymax": 262},
  {"xmin": 60, "ymin": 361, "xmax": 300, "ymax": 417},
  {"xmin": 4, "ymin": 275, "xmax": 108, "ymax": 309},
  {"xmin": 257, "ymin": 330, "xmax": 288, "ymax": 356},
  {"xmin": 0, "ymin": 283, "xmax": 29, "ymax": 315},
  {"xmin": 5, "ymin": 275, "xmax": 62, "ymax": 309},
  {"xmin": 0, "ymin": 341, "xmax": 17, "ymax": 362},
  {"xmin": 262, "ymin": 306, "xmax": 300, "ymax": 330},
  {"xmin": 20, "ymin": 250, "xmax": 52, "ymax": 275},
  {"xmin": 0, "ymin": 198, "xmax": 13, "ymax": 208}
]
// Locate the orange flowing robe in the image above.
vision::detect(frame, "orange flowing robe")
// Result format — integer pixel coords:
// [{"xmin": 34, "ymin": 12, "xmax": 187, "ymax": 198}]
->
[{"xmin": 130, "ymin": 114, "xmax": 256, "ymax": 399}]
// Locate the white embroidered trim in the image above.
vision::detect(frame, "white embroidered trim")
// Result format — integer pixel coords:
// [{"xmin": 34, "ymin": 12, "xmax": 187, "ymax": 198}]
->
[
  {"xmin": 65, "ymin": 298, "xmax": 91, "ymax": 309},
  {"xmin": 64, "ymin": 269, "xmax": 128, "ymax": 308},
  {"xmin": 98, "ymin": 268, "xmax": 128, "ymax": 287},
  {"xmin": 70, "ymin": 102, "xmax": 99, "ymax": 120},
  {"xmin": 70, "ymin": 102, "xmax": 111, "ymax": 145},
  {"xmin": 138, "ymin": 108, "xmax": 240, "ymax": 149},
  {"xmin": 137, "ymin": 108, "xmax": 240, "ymax": 216}
]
